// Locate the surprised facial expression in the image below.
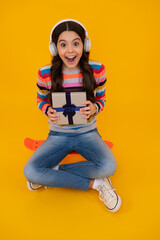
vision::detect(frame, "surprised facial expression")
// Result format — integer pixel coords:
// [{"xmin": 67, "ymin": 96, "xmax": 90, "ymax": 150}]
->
[{"xmin": 57, "ymin": 31, "xmax": 83, "ymax": 71}]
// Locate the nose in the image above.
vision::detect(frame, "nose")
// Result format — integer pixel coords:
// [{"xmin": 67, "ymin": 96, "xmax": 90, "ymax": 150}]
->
[{"xmin": 67, "ymin": 44, "xmax": 74, "ymax": 53}]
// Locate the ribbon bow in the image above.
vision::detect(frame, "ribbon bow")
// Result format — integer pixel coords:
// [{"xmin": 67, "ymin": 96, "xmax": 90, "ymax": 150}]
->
[
  {"xmin": 53, "ymin": 92, "xmax": 84, "ymax": 125},
  {"xmin": 63, "ymin": 104, "xmax": 76, "ymax": 124}
]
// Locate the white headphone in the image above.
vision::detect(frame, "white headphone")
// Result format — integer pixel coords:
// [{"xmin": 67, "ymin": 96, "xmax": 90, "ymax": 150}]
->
[{"xmin": 49, "ymin": 19, "xmax": 91, "ymax": 56}]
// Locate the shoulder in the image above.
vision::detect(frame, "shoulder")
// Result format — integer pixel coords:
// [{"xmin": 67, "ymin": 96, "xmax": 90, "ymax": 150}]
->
[
  {"xmin": 38, "ymin": 64, "xmax": 52, "ymax": 78},
  {"xmin": 89, "ymin": 60, "xmax": 106, "ymax": 80},
  {"xmin": 89, "ymin": 60, "xmax": 106, "ymax": 74}
]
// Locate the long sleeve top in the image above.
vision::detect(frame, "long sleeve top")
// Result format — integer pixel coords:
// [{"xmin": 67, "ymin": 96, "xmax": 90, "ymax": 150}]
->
[{"xmin": 36, "ymin": 60, "xmax": 107, "ymax": 133}]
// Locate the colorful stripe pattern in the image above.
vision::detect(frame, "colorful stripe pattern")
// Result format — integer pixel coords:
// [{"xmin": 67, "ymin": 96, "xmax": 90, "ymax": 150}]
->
[{"xmin": 36, "ymin": 60, "xmax": 107, "ymax": 117}]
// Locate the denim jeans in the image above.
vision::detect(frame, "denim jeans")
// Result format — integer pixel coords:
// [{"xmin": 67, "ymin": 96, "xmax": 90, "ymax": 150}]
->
[{"xmin": 23, "ymin": 128, "xmax": 117, "ymax": 191}]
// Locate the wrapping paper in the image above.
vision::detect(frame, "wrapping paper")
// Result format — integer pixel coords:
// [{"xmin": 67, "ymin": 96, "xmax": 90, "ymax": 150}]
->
[{"xmin": 52, "ymin": 92, "xmax": 87, "ymax": 125}]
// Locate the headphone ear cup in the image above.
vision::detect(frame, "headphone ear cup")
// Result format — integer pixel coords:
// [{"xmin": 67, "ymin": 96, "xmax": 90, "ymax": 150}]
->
[
  {"xmin": 49, "ymin": 42, "xmax": 58, "ymax": 56},
  {"xmin": 84, "ymin": 38, "xmax": 91, "ymax": 52}
]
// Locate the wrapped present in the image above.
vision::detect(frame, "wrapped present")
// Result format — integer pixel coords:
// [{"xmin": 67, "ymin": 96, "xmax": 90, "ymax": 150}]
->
[{"xmin": 52, "ymin": 92, "xmax": 87, "ymax": 125}]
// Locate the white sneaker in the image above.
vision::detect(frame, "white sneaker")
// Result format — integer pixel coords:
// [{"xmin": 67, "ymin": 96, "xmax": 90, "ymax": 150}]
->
[
  {"xmin": 27, "ymin": 181, "xmax": 46, "ymax": 191},
  {"xmin": 97, "ymin": 178, "xmax": 121, "ymax": 212}
]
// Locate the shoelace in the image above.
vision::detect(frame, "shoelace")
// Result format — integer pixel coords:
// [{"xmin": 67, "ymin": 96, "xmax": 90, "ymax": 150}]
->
[{"xmin": 98, "ymin": 184, "xmax": 117, "ymax": 203}]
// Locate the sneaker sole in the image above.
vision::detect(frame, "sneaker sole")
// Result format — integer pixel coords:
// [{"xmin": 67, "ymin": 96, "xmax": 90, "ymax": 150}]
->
[
  {"xmin": 105, "ymin": 178, "xmax": 122, "ymax": 213},
  {"xmin": 27, "ymin": 181, "xmax": 43, "ymax": 191},
  {"xmin": 106, "ymin": 194, "xmax": 121, "ymax": 213}
]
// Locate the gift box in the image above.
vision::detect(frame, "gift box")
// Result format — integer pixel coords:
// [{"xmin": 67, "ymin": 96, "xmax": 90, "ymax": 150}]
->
[{"xmin": 52, "ymin": 92, "xmax": 87, "ymax": 125}]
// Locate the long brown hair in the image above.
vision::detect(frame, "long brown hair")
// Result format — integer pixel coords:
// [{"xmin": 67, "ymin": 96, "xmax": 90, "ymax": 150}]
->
[{"xmin": 49, "ymin": 21, "xmax": 97, "ymax": 103}]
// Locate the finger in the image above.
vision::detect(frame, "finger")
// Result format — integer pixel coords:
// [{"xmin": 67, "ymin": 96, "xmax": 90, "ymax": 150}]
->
[
  {"xmin": 82, "ymin": 114, "xmax": 90, "ymax": 119},
  {"xmin": 53, "ymin": 114, "xmax": 59, "ymax": 118},
  {"xmin": 82, "ymin": 100, "xmax": 91, "ymax": 105},
  {"xmin": 50, "ymin": 115, "xmax": 59, "ymax": 120},
  {"xmin": 81, "ymin": 112, "xmax": 91, "ymax": 117},
  {"xmin": 49, "ymin": 113, "xmax": 59, "ymax": 117},
  {"xmin": 80, "ymin": 111, "xmax": 91, "ymax": 116},
  {"xmin": 80, "ymin": 107, "xmax": 90, "ymax": 112},
  {"xmin": 49, "ymin": 110, "xmax": 57, "ymax": 114},
  {"xmin": 50, "ymin": 119, "xmax": 57, "ymax": 124},
  {"xmin": 49, "ymin": 107, "xmax": 56, "ymax": 112},
  {"xmin": 50, "ymin": 118, "xmax": 59, "ymax": 122}
]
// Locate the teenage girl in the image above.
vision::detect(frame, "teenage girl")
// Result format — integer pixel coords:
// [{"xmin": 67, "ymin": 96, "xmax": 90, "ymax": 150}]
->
[{"xmin": 23, "ymin": 19, "xmax": 121, "ymax": 213}]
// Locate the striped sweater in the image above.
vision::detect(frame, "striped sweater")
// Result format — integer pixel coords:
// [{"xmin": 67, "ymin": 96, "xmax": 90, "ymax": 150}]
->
[{"xmin": 37, "ymin": 60, "xmax": 107, "ymax": 133}]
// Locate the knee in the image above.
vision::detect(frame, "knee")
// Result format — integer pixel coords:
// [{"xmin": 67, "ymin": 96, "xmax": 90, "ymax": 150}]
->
[
  {"xmin": 105, "ymin": 159, "xmax": 117, "ymax": 176},
  {"xmin": 23, "ymin": 162, "xmax": 40, "ymax": 183},
  {"xmin": 98, "ymin": 159, "xmax": 117, "ymax": 178}
]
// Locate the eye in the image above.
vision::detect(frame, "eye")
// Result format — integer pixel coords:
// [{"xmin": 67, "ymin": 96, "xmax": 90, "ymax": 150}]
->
[
  {"xmin": 74, "ymin": 42, "xmax": 79, "ymax": 46},
  {"xmin": 61, "ymin": 43, "xmax": 66, "ymax": 47}
]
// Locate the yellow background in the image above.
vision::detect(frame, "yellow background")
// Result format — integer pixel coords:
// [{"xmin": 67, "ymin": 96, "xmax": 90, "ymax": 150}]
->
[{"xmin": 0, "ymin": 0, "xmax": 160, "ymax": 239}]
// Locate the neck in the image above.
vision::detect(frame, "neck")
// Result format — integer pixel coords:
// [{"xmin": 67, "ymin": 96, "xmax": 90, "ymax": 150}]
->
[{"xmin": 62, "ymin": 64, "xmax": 80, "ymax": 72}]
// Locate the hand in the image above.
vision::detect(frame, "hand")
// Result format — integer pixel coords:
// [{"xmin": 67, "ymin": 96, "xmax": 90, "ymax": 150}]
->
[
  {"xmin": 47, "ymin": 107, "xmax": 59, "ymax": 124},
  {"xmin": 80, "ymin": 101, "xmax": 96, "ymax": 119}
]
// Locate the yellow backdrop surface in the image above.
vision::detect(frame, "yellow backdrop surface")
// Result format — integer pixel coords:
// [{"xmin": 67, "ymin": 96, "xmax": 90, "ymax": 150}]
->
[{"xmin": 0, "ymin": 0, "xmax": 160, "ymax": 239}]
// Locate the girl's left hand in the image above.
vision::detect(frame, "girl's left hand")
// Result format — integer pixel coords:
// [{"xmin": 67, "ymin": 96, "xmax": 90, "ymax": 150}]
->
[{"xmin": 80, "ymin": 101, "xmax": 96, "ymax": 119}]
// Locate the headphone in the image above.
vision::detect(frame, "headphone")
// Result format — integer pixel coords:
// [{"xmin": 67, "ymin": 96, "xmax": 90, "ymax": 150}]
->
[{"xmin": 49, "ymin": 19, "xmax": 91, "ymax": 56}]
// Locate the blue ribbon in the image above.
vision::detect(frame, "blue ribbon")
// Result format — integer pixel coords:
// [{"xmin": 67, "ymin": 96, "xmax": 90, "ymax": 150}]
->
[{"xmin": 54, "ymin": 92, "xmax": 84, "ymax": 124}]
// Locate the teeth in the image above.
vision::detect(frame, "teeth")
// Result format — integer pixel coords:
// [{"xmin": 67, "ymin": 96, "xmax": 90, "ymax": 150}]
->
[{"xmin": 67, "ymin": 56, "xmax": 75, "ymax": 59}]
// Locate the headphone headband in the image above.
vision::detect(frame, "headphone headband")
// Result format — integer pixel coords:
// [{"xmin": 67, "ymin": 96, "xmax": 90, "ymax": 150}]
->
[
  {"xmin": 49, "ymin": 19, "xmax": 91, "ymax": 56},
  {"xmin": 49, "ymin": 18, "xmax": 89, "ymax": 42}
]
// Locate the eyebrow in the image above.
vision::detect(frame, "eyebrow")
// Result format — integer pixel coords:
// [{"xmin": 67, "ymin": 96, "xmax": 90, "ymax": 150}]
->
[{"xmin": 59, "ymin": 38, "xmax": 81, "ymax": 43}]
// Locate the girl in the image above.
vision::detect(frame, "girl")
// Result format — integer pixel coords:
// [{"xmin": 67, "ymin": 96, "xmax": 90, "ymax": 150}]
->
[{"xmin": 23, "ymin": 19, "xmax": 121, "ymax": 213}]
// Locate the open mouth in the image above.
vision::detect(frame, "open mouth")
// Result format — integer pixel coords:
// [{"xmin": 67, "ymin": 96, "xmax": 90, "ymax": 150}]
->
[{"xmin": 66, "ymin": 56, "xmax": 77, "ymax": 63}]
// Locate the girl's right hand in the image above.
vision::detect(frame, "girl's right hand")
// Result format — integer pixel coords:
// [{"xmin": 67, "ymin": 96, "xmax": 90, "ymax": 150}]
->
[{"xmin": 47, "ymin": 107, "xmax": 59, "ymax": 124}]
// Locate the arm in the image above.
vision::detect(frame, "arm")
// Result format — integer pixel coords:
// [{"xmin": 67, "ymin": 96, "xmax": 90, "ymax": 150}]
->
[
  {"xmin": 94, "ymin": 64, "xmax": 107, "ymax": 114},
  {"xmin": 36, "ymin": 68, "xmax": 60, "ymax": 123},
  {"xmin": 80, "ymin": 64, "xmax": 107, "ymax": 119},
  {"xmin": 36, "ymin": 69, "xmax": 52, "ymax": 116}
]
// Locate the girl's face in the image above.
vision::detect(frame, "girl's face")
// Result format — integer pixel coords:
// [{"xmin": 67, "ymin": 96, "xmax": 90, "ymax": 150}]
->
[{"xmin": 57, "ymin": 31, "xmax": 83, "ymax": 71}]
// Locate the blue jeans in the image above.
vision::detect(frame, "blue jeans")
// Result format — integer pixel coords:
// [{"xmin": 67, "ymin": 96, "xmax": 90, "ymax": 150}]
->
[{"xmin": 23, "ymin": 128, "xmax": 117, "ymax": 191}]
